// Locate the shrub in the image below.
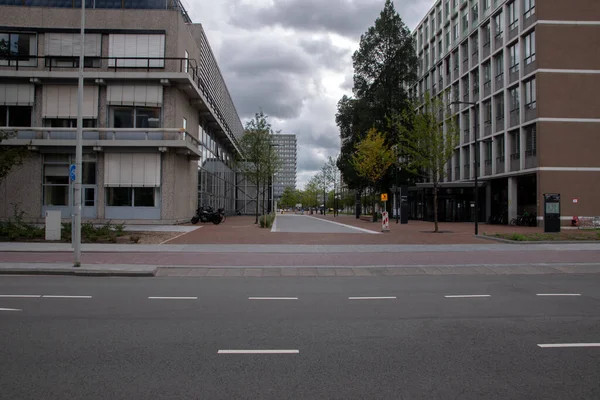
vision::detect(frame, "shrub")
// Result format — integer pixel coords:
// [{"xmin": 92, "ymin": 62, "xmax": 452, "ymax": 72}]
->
[
  {"xmin": 259, "ymin": 214, "xmax": 276, "ymax": 229},
  {"xmin": 0, "ymin": 204, "xmax": 44, "ymax": 241},
  {"xmin": 509, "ymin": 233, "xmax": 527, "ymax": 241}
]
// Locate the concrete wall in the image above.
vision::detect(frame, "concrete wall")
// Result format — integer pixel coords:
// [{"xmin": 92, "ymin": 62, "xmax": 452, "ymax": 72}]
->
[
  {"xmin": 0, "ymin": 154, "xmax": 43, "ymax": 220},
  {"xmin": 538, "ymin": 170, "xmax": 600, "ymax": 222},
  {"xmin": 160, "ymin": 151, "xmax": 196, "ymax": 221}
]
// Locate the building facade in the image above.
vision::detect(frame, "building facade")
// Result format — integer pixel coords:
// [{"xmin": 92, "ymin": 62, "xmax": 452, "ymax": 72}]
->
[
  {"xmin": 0, "ymin": 0, "xmax": 243, "ymax": 223},
  {"xmin": 271, "ymin": 134, "xmax": 297, "ymax": 200},
  {"xmin": 411, "ymin": 0, "xmax": 600, "ymax": 225}
]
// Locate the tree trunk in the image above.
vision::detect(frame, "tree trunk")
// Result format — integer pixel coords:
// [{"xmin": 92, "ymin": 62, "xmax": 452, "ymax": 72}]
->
[
  {"xmin": 255, "ymin": 182, "xmax": 259, "ymax": 224},
  {"xmin": 262, "ymin": 182, "xmax": 266, "ymax": 215},
  {"xmin": 433, "ymin": 184, "xmax": 439, "ymax": 233}
]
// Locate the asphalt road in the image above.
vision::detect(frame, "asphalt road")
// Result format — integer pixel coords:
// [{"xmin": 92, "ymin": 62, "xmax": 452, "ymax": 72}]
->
[
  {"xmin": 1, "ymin": 274, "xmax": 600, "ymax": 399},
  {"xmin": 273, "ymin": 214, "xmax": 378, "ymax": 234}
]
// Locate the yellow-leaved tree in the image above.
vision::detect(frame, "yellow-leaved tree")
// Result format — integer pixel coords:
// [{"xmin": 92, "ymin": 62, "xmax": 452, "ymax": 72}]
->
[{"xmin": 351, "ymin": 128, "xmax": 395, "ymax": 221}]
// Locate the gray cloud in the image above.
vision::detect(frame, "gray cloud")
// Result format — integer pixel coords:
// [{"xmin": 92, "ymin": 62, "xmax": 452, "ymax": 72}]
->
[
  {"xmin": 299, "ymin": 37, "xmax": 351, "ymax": 71},
  {"xmin": 227, "ymin": 0, "xmax": 433, "ymax": 39}
]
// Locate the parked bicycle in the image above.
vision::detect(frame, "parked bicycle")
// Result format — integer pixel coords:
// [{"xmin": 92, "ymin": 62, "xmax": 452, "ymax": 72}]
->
[{"xmin": 509, "ymin": 211, "xmax": 537, "ymax": 227}]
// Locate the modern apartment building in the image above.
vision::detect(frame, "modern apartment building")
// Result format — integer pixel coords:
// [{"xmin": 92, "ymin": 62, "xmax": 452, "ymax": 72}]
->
[
  {"xmin": 410, "ymin": 0, "xmax": 600, "ymax": 225},
  {"xmin": 271, "ymin": 134, "xmax": 297, "ymax": 200},
  {"xmin": 0, "ymin": 0, "xmax": 244, "ymax": 223}
]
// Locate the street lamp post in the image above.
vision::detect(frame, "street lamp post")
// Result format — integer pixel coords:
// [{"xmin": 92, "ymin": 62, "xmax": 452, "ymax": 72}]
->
[
  {"xmin": 73, "ymin": 0, "xmax": 86, "ymax": 267},
  {"xmin": 451, "ymin": 100, "xmax": 492, "ymax": 236}
]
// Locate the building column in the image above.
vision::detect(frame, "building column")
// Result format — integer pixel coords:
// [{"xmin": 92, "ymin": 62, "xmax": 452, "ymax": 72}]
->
[
  {"xmin": 508, "ymin": 176, "xmax": 518, "ymax": 222},
  {"xmin": 486, "ymin": 183, "xmax": 492, "ymax": 222}
]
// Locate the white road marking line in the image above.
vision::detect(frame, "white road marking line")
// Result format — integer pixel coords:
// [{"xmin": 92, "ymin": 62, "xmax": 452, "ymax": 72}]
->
[
  {"xmin": 538, "ymin": 343, "xmax": 600, "ymax": 348},
  {"xmin": 148, "ymin": 296, "xmax": 198, "ymax": 300},
  {"xmin": 42, "ymin": 295, "xmax": 92, "ymax": 299},
  {"xmin": 0, "ymin": 295, "xmax": 41, "ymax": 298},
  {"xmin": 348, "ymin": 296, "xmax": 397, "ymax": 300},
  {"xmin": 445, "ymin": 295, "xmax": 491, "ymax": 298},
  {"xmin": 0, "ymin": 308, "xmax": 22, "ymax": 311},
  {"xmin": 248, "ymin": 297, "xmax": 298, "ymax": 300},
  {"xmin": 160, "ymin": 229, "xmax": 200, "ymax": 245},
  {"xmin": 536, "ymin": 293, "xmax": 581, "ymax": 296},
  {"xmin": 302, "ymin": 215, "xmax": 382, "ymax": 234},
  {"xmin": 271, "ymin": 216, "xmax": 278, "ymax": 233},
  {"xmin": 218, "ymin": 350, "xmax": 299, "ymax": 354}
]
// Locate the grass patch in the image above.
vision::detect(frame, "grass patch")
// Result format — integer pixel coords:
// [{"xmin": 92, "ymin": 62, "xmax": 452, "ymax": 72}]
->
[
  {"xmin": 493, "ymin": 231, "xmax": 600, "ymax": 242},
  {"xmin": 62, "ymin": 221, "xmax": 125, "ymax": 243},
  {"xmin": 259, "ymin": 214, "xmax": 276, "ymax": 229}
]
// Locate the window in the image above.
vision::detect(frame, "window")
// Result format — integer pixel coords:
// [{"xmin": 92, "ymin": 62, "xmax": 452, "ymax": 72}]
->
[
  {"xmin": 0, "ymin": 32, "xmax": 37, "ymax": 66},
  {"xmin": 0, "ymin": 106, "xmax": 32, "ymax": 127},
  {"xmin": 445, "ymin": 0, "xmax": 450, "ymax": 17},
  {"xmin": 524, "ymin": 31, "xmax": 535, "ymax": 64},
  {"xmin": 494, "ymin": 12, "xmax": 503, "ymax": 38},
  {"xmin": 483, "ymin": 62, "xmax": 491, "ymax": 86},
  {"xmin": 106, "ymin": 188, "xmax": 156, "ymax": 207},
  {"xmin": 445, "ymin": 31, "xmax": 450, "ymax": 50},
  {"xmin": 484, "ymin": 101, "xmax": 492, "ymax": 123},
  {"xmin": 424, "ymin": 24, "xmax": 429, "ymax": 41},
  {"xmin": 419, "ymin": 31, "xmax": 423, "ymax": 48},
  {"xmin": 509, "ymin": 44, "xmax": 519, "ymax": 72},
  {"xmin": 44, "ymin": 33, "xmax": 101, "ymax": 68},
  {"xmin": 453, "ymin": 21, "xmax": 459, "ymax": 40},
  {"xmin": 496, "ymin": 94, "xmax": 505, "ymax": 118},
  {"xmin": 42, "ymin": 155, "xmax": 70, "ymax": 207},
  {"xmin": 509, "ymin": 87, "xmax": 520, "ymax": 111},
  {"xmin": 425, "ymin": 50, "xmax": 429, "ymax": 69},
  {"xmin": 184, "ymin": 50, "xmax": 189, "ymax": 73},
  {"xmin": 473, "ymin": 70, "xmax": 479, "ymax": 93},
  {"xmin": 112, "ymin": 107, "xmax": 161, "ymax": 128},
  {"xmin": 462, "ymin": 10, "xmax": 469, "ymax": 32},
  {"xmin": 431, "ymin": 18, "xmax": 435, "ymax": 36},
  {"xmin": 472, "ymin": 1, "xmax": 479, "ymax": 22},
  {"xmin": 508, "ymin": 1, "xmax": 518, "ymax": 30},
  {"xmin": 484, "ymin": 0, "xmax": 491, "ymax": 10},
  {"xmin": 44, "ymin": 118, "xmax": 96, "ymax": 128},
  {"xmin": 472, "ymin": 36, "xmax": 479, "ymax": 56},
  {"xmin": 108, "ymin": 34, "xmax": 165, "ymax": 68},
  {"xmin": 484, "ymin": 24, "xmax": 491, "ymax": 46},
  {"xmin": 432, "ymin": 43, "xmax": 436, "ymax": 62},
  {"xmin": 524, "ymin": 78, "xmax": 536, "ymax": 108},
  {"xmin": 439, "ymin": 39, "xmax": 443, "ymax": 58},
  {"xmin": 495, "ymin": 53, "xmax": 504, "ymax": 78},
  {"xmin": 524, "ymin": 0, "xmax": 535, "ymax": 19}
]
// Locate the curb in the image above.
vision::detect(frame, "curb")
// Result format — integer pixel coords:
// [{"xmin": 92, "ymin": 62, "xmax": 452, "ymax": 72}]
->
[
  {"xmin": 479, "ymin": 235, "xmax": 600, "ymax": 245},
  {"xmin": 0, "ymin": 269, "xmax": 156, "ymax": 277}
]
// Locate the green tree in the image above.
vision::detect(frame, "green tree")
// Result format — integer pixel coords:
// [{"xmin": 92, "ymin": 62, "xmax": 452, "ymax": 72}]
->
[
  {"xmin": 303, "ymin": 176, "xmax": 320, "ymax": 210},
  {"xmin": 351, "ymin": 128, "xmax": 395, "ymax": 220},
  {"xmin": 393, "ymin": 93, "xmax": 459, "ymax": 233},
  {"xmin": 0, "ymin": 130, "xmax": 30, "ymax": 188},
  {"xmin": 237, "ymin": 111, "xmax": 280, "ymax": 224},
  {"xmin": 322, "ymin": 156, "xmax": 342, "ymax": 216},
  {"xmin": 279, "ymin": 186, "xmax": 298, "ymax": 209},
  {"xmin": 336, "ymin": 0, "xmax": 417, "ymax": 205}
]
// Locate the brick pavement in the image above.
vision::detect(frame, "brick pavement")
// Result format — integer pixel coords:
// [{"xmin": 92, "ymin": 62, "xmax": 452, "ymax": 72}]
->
[{"xmin": 167, "ymin": 215, "xmax": 542, "ymax": 245}]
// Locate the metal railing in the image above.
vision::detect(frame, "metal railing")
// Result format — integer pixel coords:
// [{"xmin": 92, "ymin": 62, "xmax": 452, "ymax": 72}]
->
[{"xmin": 510, "ymin": 153, "xmax": 520, "ymax": 171}]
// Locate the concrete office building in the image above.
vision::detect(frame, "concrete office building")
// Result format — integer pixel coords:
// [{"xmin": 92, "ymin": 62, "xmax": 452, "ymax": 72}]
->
[
  {"xmin": 0, "ymin": 0, "xmax": 243, "ymax": 223},
  {"xmin": 271, "ymin": 134, "xmax": 297, "ymax": 201},
  {"xmin": 410, "ymin": 0, "xmax": 600, "ymax": 225}
]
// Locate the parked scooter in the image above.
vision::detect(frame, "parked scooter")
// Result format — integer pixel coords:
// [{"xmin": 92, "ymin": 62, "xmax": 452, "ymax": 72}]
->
[{"xmin": 191, "ymin": 206, "xmax": 225, "ymax": 225}]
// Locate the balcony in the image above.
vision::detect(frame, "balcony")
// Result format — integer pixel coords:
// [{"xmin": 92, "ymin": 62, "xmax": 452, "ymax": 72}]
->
[
  {"xmin": 524, "ymin": 102, "xmax": 537, "ymax": 122},
  {"xmin": 1, "ymin": 127, "xmax": 202, "ymax": 158},
  {"xmin": 484, "ymin": 120, "xmax": 492, "ymax": 136},
  {"xmin": 484, "ymin": 159, "xmax": 492, "ymax": 175},
  {"xmin": 464, "ymin": 164, "xmax": 470, "ymax": 179},
  {"xmin": 495, "ymin": 72, "xmax": 504, "ymax": 91},
  {"xmin": 510, "ymin": 153, "xmax": 520, "ymax": 171},
  {"xmin": 496, "ymin": 155, "xmax": 505, "ymax": 173},
  {"xmin": 483, "ymin": 80, "xmax": 492, "ymax": 97},
  {"xmin": 523, "ymin": 7, "xmax": 537, "ymax": 29},
  {"xmin": 524, "ymin": 55, "xmax": 537, "ymax": 76},
  {"xmin": 494, "ymin": 32, "xmax": 503, "ymax": 52},
  {"xmin": 508, "ymin": 20, "xmax": 519, "ymax": 41},
  {"xmin": 495, "ymin": 114, "xmax": 505, "ymax": 133},
  {"xmin": 525, "ymin": 149, "xmax": 537, "ymax": 169},
  {"xmin": 509, "ymin": 65, "xmax": 520, "ymax": 84},
  {"xmin": 482, "ymin": 42, "xmax": 491, "ymax": 59},
  {"xmin": 472, "ymin": 87, "xmax": 479, "ymax": 102},
  {"xmin": 510, "ymin": 109, "xmax": 520, "ymax": 127}
]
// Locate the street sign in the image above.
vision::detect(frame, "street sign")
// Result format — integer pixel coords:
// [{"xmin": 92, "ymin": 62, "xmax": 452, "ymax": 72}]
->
[
  {"xmin": 69, "ymin": 164, "xmax": 76, "ymax": 182},
  {"xmin": 380, "ymin": 193, "xmax": 388, "ymax": 201}
]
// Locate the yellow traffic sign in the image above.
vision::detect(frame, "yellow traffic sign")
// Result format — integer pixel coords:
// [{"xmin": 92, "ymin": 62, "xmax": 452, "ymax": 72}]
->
[{"xmin": 381, "ymin": 193, "xmax": 388, "ymax": 201}]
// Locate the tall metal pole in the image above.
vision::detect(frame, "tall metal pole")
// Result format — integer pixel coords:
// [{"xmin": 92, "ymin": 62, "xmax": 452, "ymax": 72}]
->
[
  {"xmin": 73, "ymin": 0, "xmax": 85, "ymax": 267},
  {"xmin": 474, "ymin": 136, "xmax": 479, "ymax": 236}
]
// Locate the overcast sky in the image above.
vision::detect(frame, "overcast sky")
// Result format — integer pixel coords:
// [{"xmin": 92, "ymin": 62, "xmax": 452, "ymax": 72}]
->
[{"xmin": 183, "ymin": 0, "xmax": 432, "ymax": 189}]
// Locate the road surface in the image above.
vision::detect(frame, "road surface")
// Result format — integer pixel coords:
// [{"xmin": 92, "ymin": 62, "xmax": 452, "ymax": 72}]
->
[{"xmin": 1, "ymin": 274, "xmax": 599, "ymax": 399}]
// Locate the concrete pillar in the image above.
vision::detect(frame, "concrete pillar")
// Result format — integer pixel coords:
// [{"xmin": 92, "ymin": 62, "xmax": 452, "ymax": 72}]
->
[{"xmin": 508, "ymin": 176, "xmax": 518, "ymax": 221}]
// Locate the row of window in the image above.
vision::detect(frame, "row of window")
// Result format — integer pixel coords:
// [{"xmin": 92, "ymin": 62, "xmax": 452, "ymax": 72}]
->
[{"xmin": 417, "ymin": 0, "xmax": 535, "ymax": 51}]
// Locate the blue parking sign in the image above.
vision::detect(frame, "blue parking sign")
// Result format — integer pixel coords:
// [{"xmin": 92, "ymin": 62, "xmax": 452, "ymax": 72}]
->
[{"xmin": 69, "ymin": 164, "xmax": 76, "ymax": 182}]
